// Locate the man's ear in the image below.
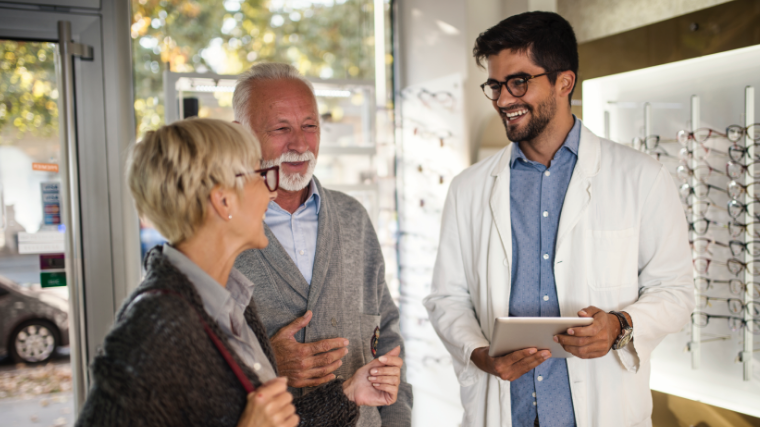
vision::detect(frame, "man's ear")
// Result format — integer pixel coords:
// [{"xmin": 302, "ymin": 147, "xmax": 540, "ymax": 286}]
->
[{"xmin": 557, "ymin": 70, "xmax": 576, "ymax": 99}]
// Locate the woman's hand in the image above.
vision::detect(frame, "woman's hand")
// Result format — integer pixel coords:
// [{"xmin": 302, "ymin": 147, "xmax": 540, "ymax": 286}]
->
[
  {"xmin": 342, "ymin": 346, "xmax": 403, "ymax": 407},
  {"xmin": 237, "ymin": 377, "xmax": 299, "ymax": 427}
]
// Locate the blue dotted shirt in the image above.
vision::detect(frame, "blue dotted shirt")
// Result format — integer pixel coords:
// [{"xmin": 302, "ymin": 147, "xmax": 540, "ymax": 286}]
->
[{"xmin": 509, "ymin": 118, "xmax": 580, "ymax": 427}]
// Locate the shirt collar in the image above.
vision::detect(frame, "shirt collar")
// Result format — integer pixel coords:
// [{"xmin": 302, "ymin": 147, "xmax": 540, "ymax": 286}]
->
[
  {"xmin": 510, "ymin": 115, "xmax": 581, "ymax": 168},
  {"xmin": 267, "ymin": 178, "xmax": 321, "ymax": 215},
  {"xmin": 162, "ymin": 243, "xmax": 230, "ymax": 319}
]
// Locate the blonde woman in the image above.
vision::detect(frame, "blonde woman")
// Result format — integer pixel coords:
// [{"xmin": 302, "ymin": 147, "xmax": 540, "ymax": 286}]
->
[{"xmin": 75, "ymin": 118, "xmax": 403, "ymax": 427}]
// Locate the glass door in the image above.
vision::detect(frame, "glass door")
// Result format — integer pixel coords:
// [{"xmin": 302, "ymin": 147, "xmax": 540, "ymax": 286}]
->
[{"xmin": 0, "ymin": 38, "xmax": 77, "ymax": 426}]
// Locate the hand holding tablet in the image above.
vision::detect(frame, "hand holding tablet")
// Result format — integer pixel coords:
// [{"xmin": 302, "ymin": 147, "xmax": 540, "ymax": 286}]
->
[{"xmin": 488, "ymin": 316, "xmax": 594, "ymax": 358}]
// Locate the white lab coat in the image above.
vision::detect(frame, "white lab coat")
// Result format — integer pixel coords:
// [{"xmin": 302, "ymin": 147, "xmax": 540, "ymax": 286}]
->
[{"xmin": 423, "ymin": 123, "xmax": 694, "ymax": 427}]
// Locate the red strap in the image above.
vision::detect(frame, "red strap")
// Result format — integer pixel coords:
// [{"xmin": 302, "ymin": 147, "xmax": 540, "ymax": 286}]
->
[{"xmin": 125, "ymin": 289, "xmax": 256, "ymax": 393}]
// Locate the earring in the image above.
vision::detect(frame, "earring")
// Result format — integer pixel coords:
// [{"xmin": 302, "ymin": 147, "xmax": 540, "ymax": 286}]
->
[{"xmin": 228, "ymin": 215, "xmax": 232, "ymax": 220}]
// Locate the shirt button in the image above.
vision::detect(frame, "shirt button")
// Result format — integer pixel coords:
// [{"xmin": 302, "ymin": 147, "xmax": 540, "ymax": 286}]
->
[
  {"xmin": 542, "ymin": 211, "xmax": 548, "ymax": 218},
  {"xmin": 299, "ymin": 250, "xmax": 305, "ymax": 255},
  {"xmin": 545, "ymin": 171, "xmax": 551, "ymax": 177},
  {"xmin": 543, "ymin": 254, "xmax": 549, "ymax": 260},
  {"xmin": 533, "ymin": 392, "xmax": 536, "ymax": 397},
  {"xmin": 537, "ymin": 375, "xmax": 544, "ymax": 382},
  {"xmin": 543, "ymin": 295, "xmax": 549, "ymax": 301},
  {"xmin": 253, "ymin": 363, "xmax": 261, "ymax": 371},
  {"xmin": 533, "ymin": 401, "xmax": 537, "ymax": 406}
]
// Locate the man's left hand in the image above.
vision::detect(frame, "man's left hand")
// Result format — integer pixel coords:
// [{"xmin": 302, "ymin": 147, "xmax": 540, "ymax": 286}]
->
[{"xmin": 553, "ymin": 306, "xmax": 626, "ymax": 359}]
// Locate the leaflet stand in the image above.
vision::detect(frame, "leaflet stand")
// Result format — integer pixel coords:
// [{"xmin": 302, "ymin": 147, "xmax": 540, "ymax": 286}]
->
[
  {"xmin": 741, "ymin": 86, "xmax": 754, "ymax": 381},
  {"xmin": 690, "ymin": 95, "xmax": 701, "ymax": 370}
]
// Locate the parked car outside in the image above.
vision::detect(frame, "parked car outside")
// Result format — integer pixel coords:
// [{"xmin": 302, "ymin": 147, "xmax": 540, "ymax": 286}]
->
[{"xmin": 0, "ymin": 274, "xmax": 69, "ymax": 363}]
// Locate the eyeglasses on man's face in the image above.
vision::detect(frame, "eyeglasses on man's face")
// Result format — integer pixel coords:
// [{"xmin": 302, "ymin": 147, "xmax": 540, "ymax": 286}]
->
[
  {"xmin": 236, "ymin": 165, "xmax": 279, "ymax": 192},
  {"xmin": 480, "ymin": 71, "xmax": 560, "ymax": 101}
]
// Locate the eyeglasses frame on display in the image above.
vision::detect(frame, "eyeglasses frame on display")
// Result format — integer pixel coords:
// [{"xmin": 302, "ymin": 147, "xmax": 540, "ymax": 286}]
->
[
  {"xmin": 693, "ymin": 276, "xmax": 760, "ymax": 298},
  {"xmin": 691, "ymin": 312, "xmax": 760, "ymax": 334}
]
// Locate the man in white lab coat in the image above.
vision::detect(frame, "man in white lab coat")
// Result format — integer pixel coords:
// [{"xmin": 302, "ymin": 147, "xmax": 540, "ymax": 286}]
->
[{"xmin": 423, "ymin": 11, "xmax": 694, "ymax": 427}]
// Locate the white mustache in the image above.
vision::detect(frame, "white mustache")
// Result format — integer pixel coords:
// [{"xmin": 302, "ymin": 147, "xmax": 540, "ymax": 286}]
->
[{"xmin": 263, "ymin": 151, "xmax": 316, "ymax": 167}]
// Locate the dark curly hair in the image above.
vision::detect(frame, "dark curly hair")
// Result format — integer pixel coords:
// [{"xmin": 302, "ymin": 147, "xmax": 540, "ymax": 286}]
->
[{"xmin": 473, "ymin": 11, "xmax": 578, "ymax": 101}]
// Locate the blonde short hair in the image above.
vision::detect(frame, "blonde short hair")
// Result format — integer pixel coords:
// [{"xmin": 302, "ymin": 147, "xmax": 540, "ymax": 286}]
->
[{"xmin": 127, "ymin": 118, "xmax": 262, "ymax": 244}]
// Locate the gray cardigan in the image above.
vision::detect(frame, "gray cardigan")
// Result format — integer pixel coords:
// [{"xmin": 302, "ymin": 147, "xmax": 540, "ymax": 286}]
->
[
  {"xmin": 75, "ymin": 246, "xmax": 359, "ymax": 427},
  {"xmin": 235, "ymin": 178, "xmax": 412, "ymax": 427}
]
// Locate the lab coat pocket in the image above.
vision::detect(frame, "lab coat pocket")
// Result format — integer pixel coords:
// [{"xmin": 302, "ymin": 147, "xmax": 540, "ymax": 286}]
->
[
  {"xmin": 360, "ymin": 314, "xmax": 382, "ymax": 362},
  {"xmin": 586, "ymin": 228, "xmax": 638, "ymax": 289}
]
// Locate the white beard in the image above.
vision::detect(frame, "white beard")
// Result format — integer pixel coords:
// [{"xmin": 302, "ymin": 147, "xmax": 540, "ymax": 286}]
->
[{"xmin": 260, "ymin": 151, "xmax": 316, "ymax": 191}]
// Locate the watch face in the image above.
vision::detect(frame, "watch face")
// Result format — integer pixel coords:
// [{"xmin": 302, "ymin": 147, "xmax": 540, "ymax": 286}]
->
[{"xmin": 616, "ymin": 329, "xmax": 633, "ymax": 349}]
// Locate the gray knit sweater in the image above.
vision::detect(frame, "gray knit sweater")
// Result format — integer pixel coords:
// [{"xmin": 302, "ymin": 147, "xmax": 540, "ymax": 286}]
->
[{"xmin": 75, "ymin": 246, "xmax": 359, "ymax": 427}]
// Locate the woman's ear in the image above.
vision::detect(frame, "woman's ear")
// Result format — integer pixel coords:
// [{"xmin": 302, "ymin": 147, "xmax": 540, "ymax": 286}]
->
[{"xmin": 208, "ymin": 185, "xmax": 235, "ymax": 221}]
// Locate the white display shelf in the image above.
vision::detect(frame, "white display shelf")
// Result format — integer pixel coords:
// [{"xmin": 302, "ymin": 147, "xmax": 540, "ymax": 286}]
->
[{"xmin": 583, "ymin": 44, "xmax": 760, "ymax": 417}]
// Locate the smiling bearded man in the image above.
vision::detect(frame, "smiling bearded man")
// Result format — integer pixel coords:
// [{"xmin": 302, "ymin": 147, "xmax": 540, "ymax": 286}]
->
[{"xmin": 231, "ymin": 63, "xmax": 412, "ymax": 427}]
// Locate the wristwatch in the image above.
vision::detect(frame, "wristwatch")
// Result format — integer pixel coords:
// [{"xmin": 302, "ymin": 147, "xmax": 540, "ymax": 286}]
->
[{"xmin": 610, "ymin": 311, "xmax": 633, "ymax": 350}]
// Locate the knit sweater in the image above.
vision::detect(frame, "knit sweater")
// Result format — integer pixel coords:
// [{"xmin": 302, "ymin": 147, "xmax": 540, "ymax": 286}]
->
[{"xmin": 75, "ymin": 246, "xmax": 359, "ymax": 427}]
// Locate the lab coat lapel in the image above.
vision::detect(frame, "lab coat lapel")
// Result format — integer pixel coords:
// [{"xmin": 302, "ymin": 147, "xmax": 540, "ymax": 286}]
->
[
  {"xmin": 259, "ymin": 225, "xmax": 311, "ymax": 301},
  {"xmin": 489, "ymin": 144, "xmax": 514, "ymax": 268},
  {"xmin": 556, "ymin": 124, "xmax": 601, "ymax": 251}
]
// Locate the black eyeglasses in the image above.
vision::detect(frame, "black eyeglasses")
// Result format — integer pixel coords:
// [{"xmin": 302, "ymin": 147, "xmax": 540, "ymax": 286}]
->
[
  {"xmin": 726, "ymin": 123, "xmax": 760, "ymax": 142},
  {"xmin": 236, "ymin": 165, "xmax": 279, "ymax": 192},
  {"xmin": 694, "ymin": 276, "xmax": 760, "ymax": 297},
  {"xmin": 480, "ymin": 71, "xmax": 560, "ymax": 101},
  {"xmin": 728, "ymin": 239, "xmax": 760, "ymax": 257},
  {"xmin": 727, "ymin": 199, "xmax": 760, "ymax": 221},
  {"xmin": 691, "ymin": 312, "xmax": 760, "ymax": 334},
  {"xmin": 686, "ymin": 200, "xmax": 725, "ymax": 217},
  {"xmin": 728, "ymin": 221, "xmax": 760, "ymax": 239},
  {"xmin": 688, "ymin": 218, "xmax": 723, "ymax": 235},
  {"xmin": 727, "ymin": 145, "xmax": 760, "ymax": 163}
]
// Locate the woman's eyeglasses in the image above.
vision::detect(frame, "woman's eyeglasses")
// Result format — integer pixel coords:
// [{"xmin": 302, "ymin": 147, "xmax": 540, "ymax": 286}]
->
[
  {"xmin": 677, "ymin": 161, "xmax": 725, "ymax": 182},
  {"xmin": 726, "ymin": 123, "xmax": 760, "ymax": 143},
  {"xmin": 236, "ymin": 165, "xmax": 280, "ymax": 192},
  {"xmin": 697, "ymin": 296, "xmax": 760, "ymax": 316},
  {"xmin": 727, "ymin": 180, "xmax": 760, "ymax": 200},
  {"xmin": 691, "ymin": 312, "xmax": 760, "ymax": 334},
  {"xmin": 679, "ymin": 183, "xmax": 728, "ymax": 202},
  {"xmin": 727, "ymin": 199, "xmax": 760, "ymax": 221},
  {"xmin": 677, "ymin": 128, "xmax": 727, "ymax": 145},
  {"xmin": 694, "ymin": 276, "xmax": 760, "ymax": 298},
  {"xmin": 726, "ymin": 160, "xmax": 760, "ymax": 180}
]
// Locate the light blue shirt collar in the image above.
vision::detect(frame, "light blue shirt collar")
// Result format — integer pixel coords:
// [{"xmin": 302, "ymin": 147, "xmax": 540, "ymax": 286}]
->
[
  {"xmin": 267, "ymin": 178, "xmax": 321, "ymax": 215},
  {"xmin": 510, "ymin": 115, "xmax": 581, "ymax": 168}
]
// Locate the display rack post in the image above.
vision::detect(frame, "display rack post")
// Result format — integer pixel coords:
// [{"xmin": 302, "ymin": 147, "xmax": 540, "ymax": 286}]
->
[
  {"xmin": 644, "ymin": 102, "xmax": 652, "ymax": 144},
  {"xmin": 691, "ymin": 94, "xmax": 701, "ymax": 370},
  {"xmin": 742, "ymin": 86, "xmax": 754, "ymax": 381}
]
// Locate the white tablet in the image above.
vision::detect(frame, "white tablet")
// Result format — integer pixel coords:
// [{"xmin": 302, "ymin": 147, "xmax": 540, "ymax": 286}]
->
[{"xmin": 488, "ymin": 317, "xmax": 594, "ymax": 358}]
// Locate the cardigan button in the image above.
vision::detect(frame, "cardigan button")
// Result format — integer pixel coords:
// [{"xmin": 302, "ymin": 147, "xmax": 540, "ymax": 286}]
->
[{"xmin": 331, "ymin": 318, "xmax": 338, "ymax": 327}]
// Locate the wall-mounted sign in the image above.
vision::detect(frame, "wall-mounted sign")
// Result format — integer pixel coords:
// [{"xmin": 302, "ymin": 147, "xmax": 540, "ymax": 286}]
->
[
  {"xmin": 40, "ymin": 253, "xmax": 65, "ymax": 270},
  {"xmin": 40, "ymin": 182, "xmax": 61, "ymax": 226},
  {"xmin": 18, "ymin": 231, "xmax": 65, "ymax": 254},
  {"xmin": 32, "ymin": 163, "xmax": 59, "ymax": 173},
  {"xmin": 41, "ymin": 271, "xmax": 66, "ymax": 288}
]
